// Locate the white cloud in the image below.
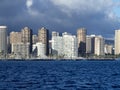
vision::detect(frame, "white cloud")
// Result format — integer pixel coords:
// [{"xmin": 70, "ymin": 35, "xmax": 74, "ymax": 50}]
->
[
  {"xmin": 26, "ymin": 0, "xmax": 39, "ymax": 16},
  {"xmin": 26, "ymin": 0, "xmax": 33, "ymax": 9},
  {"xmin": 51, "ymin": 0, "xmax": 116, "ymax": 16}
]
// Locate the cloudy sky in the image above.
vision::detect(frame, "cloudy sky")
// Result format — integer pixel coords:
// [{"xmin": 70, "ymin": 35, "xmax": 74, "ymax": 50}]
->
[{"xmin": 0, "ymin": 0, "xmax": 120, "ymax": 38}]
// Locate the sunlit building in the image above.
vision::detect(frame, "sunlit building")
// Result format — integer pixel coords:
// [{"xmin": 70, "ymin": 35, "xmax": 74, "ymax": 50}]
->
[
  {"xmin": 63, "ymin": 32, "xmax": 78, "ymax": 59},
  {"xmin": 77, "ymin": 28, "xmax": 87, "ymax": 56},
  {"xmin": 115, "ymin": 30, "xmax": 120, "ymax": 55},
  {"xmin": 94, "ymin": 35, "xmax": 105, "ymax": 56},
  {"xmin": 38, "ymin": 27, "xmax": 49, "ymax": 56},
  {"xmin": 104, "ymin": 44, "xmax": 113, "ymax": 55},
  {"xmin": 21, "ymin": 27, "xmax": 32, "ymax": 53},
  {"xmin": 52, "ymin": 35, "xmax": 63, "ymax": 56},
  {"xmin": 10, "ymin": 32, "xmax": 22, "ymax": 44},
  {"xmin": 86, "ymin": 35, "xmax": 95, "ymax": 54}
]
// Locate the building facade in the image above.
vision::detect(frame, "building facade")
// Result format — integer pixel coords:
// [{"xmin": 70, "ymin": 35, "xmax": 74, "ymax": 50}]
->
[
  {"xmin": 115, "ymin": 30, "xmax": 120, "ymax": 55},
  {"xmin": 38, "ymin": 27, "xmax": 49, "ymax": 56},
  {"xmin": 63, "ymin": 32, "xmax": 78, "ymax": 59},
  {"xmin": 86, "ymin": 35, "xmax": 95, "ymax": 54},
  {"xmin": 10, "ymin": 31, "xmax": 22, "ymax": 44},
  {"xmin": 104, "ymin": 44, "xmax": 113, "ymax": 55},
  {"xmin": 12, "ymin": 43, "xmax": 30, "ymax": 59},
  {"xmin": 94, "ymin": 36, "xmax": 104, "ymax": 56},
  {"xmin": 52, "ymin": 31, "xmax": 59, "ymax": 37},
  {"xmin": 21, "ymin": 27, "xmax": 32, "ymax": 53},
  {"xmin": 77, "ymin": 28, "xmax": 87, "ymax": 56},
  {"xmin": 0, "ymin": 26, "xmax": 7, "ymax": 54},
  {"xmin": 32, "ymin": 35, "xmax": 38, "ymax": 44},
  {"xmin": 52, "ymin": 35, "xmax": 63, "ymax": 56},
  {"xmin": 36, "ymin": 42, "xmax": 46, "ymax": 57}
]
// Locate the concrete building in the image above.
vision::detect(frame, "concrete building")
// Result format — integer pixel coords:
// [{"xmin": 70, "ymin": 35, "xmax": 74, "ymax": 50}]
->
[
  {"xmin": 77, "ymin": 28, "xmax": 87, "ymax": 56},
  {"xmin": 63, "ymin": 32, "xmax": 78, "ymax": 59},
  {"xmin": 115, "ymin": 30, "xmax": 120, "ymax": 55},
  {"xmin": 52, "ymin": 31, "xmax": 59, "ymax": 37},
  {"xmin": 12, "ymin": 43, "xmax": 30, "ymax": 59},
  {"xmin": 52, "ymin": 35, "xmax": 63, "ymax": 56},
  {"xmin": 0, "ymin": 26, "xmax": 7, "ymax": 54},
  {"xmin": 94, "ymin": 36, "xmax": 104, "ymax": 56},
  {"xmin": 38, "ymin": 27, "xmax": 49, "ymax": 56},
  {"xmin": 21, "ymin": 27, "xmax": 32, "ymax": 53},
  {"xmin": 86, "ymin": 35, "xmax": 95, "ymax": 54}
]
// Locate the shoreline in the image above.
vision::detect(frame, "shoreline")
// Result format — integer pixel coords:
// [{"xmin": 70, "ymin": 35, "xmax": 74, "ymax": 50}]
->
[{"xmin": 0, "ymin": 58, "xmax": 117, "ymax": 61}]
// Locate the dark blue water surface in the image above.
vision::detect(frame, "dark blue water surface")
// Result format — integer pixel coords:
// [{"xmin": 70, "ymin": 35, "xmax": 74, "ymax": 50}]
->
[{"xmin": 0, "ymin": 60, "xmax": 120, "ymax": 90}]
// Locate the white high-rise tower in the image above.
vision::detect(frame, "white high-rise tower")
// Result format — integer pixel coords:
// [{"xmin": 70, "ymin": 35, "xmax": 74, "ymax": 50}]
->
[{"xmin": 0, "ymin": 26, "xmax": 7, "ymax": 54}]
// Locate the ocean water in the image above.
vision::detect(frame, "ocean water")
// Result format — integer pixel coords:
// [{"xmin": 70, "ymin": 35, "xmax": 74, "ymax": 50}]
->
[{"xmin": 0, "ymin": 60, "xmax": 120, "ymax": 90}]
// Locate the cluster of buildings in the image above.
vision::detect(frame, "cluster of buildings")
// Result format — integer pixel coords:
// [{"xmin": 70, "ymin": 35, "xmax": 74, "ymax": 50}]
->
[{"xmin": 0, "ymin": 25, "xmax": 119, "ymax": 59}]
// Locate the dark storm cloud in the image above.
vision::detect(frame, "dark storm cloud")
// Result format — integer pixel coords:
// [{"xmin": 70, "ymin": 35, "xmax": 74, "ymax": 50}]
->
[
  {"xmin": 0, "ymin": 0, "xmax": 120, "ymax": 38},
  {"xmin": 0, "ymin": 1, "xmax": 26, "ymax": 17}
]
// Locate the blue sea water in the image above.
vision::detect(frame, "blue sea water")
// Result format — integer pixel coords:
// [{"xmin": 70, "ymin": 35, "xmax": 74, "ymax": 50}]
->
[{"xmin": 0, "ymin": 60, "xmax": 120, "ymax": 90}]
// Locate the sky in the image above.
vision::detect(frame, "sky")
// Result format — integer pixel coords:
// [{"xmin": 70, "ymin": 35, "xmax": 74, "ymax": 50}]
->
[{"xmin": 0, "ymin": 0, "xmax": 120, "ymax": 38}]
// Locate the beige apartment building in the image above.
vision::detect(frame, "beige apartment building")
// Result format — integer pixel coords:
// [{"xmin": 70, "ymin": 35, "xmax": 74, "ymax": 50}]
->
[
  {"xmin": 115, "ymin": 30, "xmax": 120, "ymax": 55},
  {"xmin": 77, "ymin": 28, "xmax": 86, "ymax": 55},
  {"xmin": 94, "ymin": 36, "xmax": 104, "ymax": 56},
  {"xmin": 10, "ymin": 32, "xmax": 22, "ymax": 44},
  {"xmin": 38, "ymin": 27, "xmax": 49, "ymax": 55}
]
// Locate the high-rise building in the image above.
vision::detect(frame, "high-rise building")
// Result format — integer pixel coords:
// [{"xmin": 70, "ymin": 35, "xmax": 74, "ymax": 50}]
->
[
  {"xmin": 52, "ymin": 35, "xmax": 63, "ymax": 56},
  {"xmin": 94, "ymin": 35, "xmax": 104, "ymax": 56},
  {"xmin": 38, "ymin": 27, "xmax": 49, "ymax": 56},
  {"xmin": 63, "ymin": 32, "xmax": 78, "ymax": 59},
  {"xmin": 10, "ymin": 31, "xmax": 22, "ymax": 44},
  {"xmin": 51, "ymin": 32, "xmax": 78, "ymax": 59},
  {"xmin": 77, "ymin": 28, "xmax": 87, "ymax": 56},
  {"xmin": 21, "ymin": 27, "xmax": 32, "ymax": 53},
  {"xmin": 86, "ymin": 35, "xmax": 95, "ymax": 54},
  {"xmin": 52, "ymin": 31, "xmax": 59, "ymax": 37},
  {"xmin": 115, "ymin": 30, "xmax": 120, "ymax": 55},
  {"xmin": 0, "ymin": 26, "xmax": 7, "ymax": 54}
]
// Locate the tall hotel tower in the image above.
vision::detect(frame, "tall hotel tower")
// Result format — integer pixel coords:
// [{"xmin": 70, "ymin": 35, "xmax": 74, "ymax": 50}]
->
[
  {"xmin": 77, "ymin": 28, "xmax": 87, "ymax": 56},
  {"xmin": 21, "ymin": 27, "xmax": 32, "ymax": 53},
  {"xmin": 115, "ymin": 30, "xmax": 120, "ymax": 55},
  {"xmin": 94, "ymin": 36, "xmax": 104, "ymax": 56},
  {"xmin": 0, "ymin": 26, "xmax": 7, "ymax": 54},
  {"xmin": 38, "ymin": 27, "xmax": 49, "ymax": 56}
]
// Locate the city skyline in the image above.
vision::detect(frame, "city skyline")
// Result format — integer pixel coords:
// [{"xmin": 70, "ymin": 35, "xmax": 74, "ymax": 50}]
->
[
  {"xmin": 0, "ymin": 25, "xmax": 116, "ymax": 59},
  {"xmin": 0, "ymin": 0, "xmax": 120, "ymax": 39}
]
